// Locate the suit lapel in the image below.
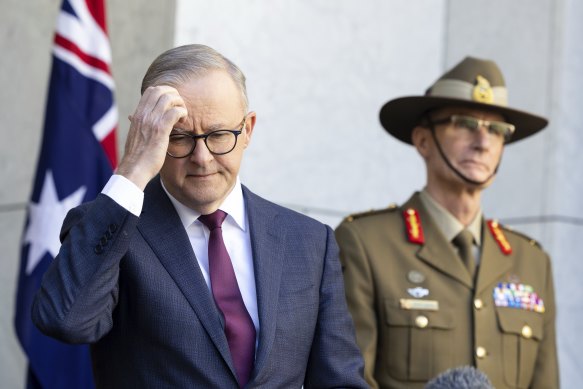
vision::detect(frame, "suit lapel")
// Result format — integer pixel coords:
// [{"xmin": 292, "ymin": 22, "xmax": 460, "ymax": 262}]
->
[
  {"xmin": 242, "ymin": 187, "xmax": 285, "ymax": 379},
  {"xmin": 475, "ymin": 219, "xmax": 513, "ymax": 294},
  {"xmin": 405, "ymin": 194, "xmax": 473, "ymax": 288},
  {"xmin": 137, "ymin": 178, "xmax": 235, "ymax": 376}
]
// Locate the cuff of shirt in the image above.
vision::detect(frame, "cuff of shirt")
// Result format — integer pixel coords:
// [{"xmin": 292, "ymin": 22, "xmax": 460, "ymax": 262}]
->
[{"xmin": 102, "ymin": 175, "xmax": 144, "ymax": 216}]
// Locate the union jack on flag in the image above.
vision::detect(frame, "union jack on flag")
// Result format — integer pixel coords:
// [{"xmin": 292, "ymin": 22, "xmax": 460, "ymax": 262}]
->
[{"xmin": 14, "ymin": 0, "xmax": 117, "ymax": 387}]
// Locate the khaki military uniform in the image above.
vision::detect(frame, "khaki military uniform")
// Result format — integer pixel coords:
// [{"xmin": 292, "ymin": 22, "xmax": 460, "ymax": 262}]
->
[{"xmin": 336, "ymin": 193, "xmax": 559, "ymax": 389}]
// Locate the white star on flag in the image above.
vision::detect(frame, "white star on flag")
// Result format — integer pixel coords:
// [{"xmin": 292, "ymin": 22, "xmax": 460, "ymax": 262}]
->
[{"xmin": 23, "ymin": 170, "xmax": 86, "ymax": 275}]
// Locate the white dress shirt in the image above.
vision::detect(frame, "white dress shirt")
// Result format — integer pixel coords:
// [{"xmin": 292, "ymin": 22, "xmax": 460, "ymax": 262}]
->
[{"xmin": 101, "ymin": 174, "xmax": 259, "ymax": 336}]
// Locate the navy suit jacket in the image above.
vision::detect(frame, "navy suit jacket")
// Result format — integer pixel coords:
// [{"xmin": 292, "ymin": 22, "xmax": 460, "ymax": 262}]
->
[{"xmin": 32, "ymin": 177, "xmax": 366, "ymax": 388}]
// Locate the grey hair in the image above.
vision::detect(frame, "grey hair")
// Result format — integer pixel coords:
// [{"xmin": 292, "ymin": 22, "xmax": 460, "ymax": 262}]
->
[
  {"xmin": 425, "ymin": 366, "xmax": 494, "ymax": 389},
  {"xmin": 140, "ymin": 44, "xmax": 249, "ymax": 111}
]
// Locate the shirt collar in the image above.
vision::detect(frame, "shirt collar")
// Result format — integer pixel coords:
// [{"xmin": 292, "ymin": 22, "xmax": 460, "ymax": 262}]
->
[
  {"xmin": 161, "ymin": 176, "xmax": 247, "ymax": 231},
  {"xmin": 419, "ymin": 189, "xmax": 482, "ymax": 245}
]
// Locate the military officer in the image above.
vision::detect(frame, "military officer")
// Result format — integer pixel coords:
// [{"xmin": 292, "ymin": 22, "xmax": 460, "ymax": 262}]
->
[{"xmin": 335, "ymin": 57, "xmax": 559, "ymax": 389}]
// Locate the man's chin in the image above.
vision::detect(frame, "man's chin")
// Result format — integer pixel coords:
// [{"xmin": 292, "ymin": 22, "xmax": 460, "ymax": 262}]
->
[{"xmin": 465, "ymin": 174, "xmax": 496, "ymax": 188}]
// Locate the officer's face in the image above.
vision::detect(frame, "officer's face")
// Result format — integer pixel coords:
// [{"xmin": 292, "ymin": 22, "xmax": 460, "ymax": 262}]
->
[
  {"xmin": 414, "ymin": 106, "xmax": 506, "ymax": 190},
  {"xmin": 159, "ymin": 70, "xmax": 255, "ymax": 214}
]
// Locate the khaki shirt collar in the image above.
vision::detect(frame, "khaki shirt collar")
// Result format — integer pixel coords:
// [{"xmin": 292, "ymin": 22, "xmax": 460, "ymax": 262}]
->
[{"xmin": 419, "ymin": 189, "xmax": 482, "ymax": 246}]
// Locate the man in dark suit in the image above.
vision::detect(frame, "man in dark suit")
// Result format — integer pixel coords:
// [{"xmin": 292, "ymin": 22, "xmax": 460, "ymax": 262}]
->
[
  {"xmin": 336, "ymin": 57, "xmax": 558, "ymax": 388},
  {"xmin": 32, "ymin": 44, "xmax": 366, "ymax": 388}
]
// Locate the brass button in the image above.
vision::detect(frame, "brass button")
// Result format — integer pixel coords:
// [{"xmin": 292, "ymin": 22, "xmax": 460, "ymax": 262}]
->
[
  {"xmin": 476, "ymin": 346, "xmax": 487, "ymax": 359},
  {"xmin": 474, "ymin": 299, "xmax": 484, "ymax": 310},
  {"xmin": 415, "ymin": 315, "xmax": 429, "ymax": 329},
  {"xmin": 521, "ymin": 325, "xmax": 533, "ymax": 339}
]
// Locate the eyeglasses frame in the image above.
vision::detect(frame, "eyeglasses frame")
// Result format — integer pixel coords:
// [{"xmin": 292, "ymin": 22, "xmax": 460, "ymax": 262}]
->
[
  {"xmin": 167, "ymin": 116, "xmax": 247, "ymax": 158},
  {"xmin": 429, "ymin": 114, "xmax": 515, "ymax": 142}
]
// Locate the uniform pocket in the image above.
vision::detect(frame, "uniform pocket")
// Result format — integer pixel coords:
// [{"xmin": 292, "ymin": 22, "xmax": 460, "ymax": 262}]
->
[
  {"xmin": 496, "ymin": 307, "xmax": 543, "ymax": 388},
  {"xmin": 384, "ymin": 299, "xmax": 455, "ymax": 381}
]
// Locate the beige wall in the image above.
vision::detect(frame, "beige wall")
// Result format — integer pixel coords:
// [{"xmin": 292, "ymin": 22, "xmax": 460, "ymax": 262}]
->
[{"xmin": 0, "ymin": 1, "xmax": 175, "ymax": 386}]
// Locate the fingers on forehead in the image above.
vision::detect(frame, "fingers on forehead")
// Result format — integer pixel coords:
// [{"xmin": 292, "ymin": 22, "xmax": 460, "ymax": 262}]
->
[{"xmin": 138, "ymin": 86, "xmax": 184, "ymax": 112}]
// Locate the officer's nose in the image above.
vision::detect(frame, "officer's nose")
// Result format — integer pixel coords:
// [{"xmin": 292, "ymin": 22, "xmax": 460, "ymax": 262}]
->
[{"xmin": 473, "ymin": 125, "xmax": 494, "ymax": 150}]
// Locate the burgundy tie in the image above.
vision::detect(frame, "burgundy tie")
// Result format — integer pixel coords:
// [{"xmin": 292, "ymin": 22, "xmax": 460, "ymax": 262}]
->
[{"xmin": 199, "ymin": 210, "xmax": 256, "ymax": 387}]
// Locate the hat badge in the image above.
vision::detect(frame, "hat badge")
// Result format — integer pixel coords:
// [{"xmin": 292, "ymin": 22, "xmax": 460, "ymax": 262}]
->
[{"xmin": 472, "ymin": 75, "xmax": 494, "ymax": 104}]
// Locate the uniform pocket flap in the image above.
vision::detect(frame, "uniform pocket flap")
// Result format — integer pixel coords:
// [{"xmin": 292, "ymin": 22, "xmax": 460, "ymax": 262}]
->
[
  {"xmin": 384, "ymin": 299, "xmax": 454, "ymax": 329},
  {"xmin": 496, "ymin": 307, "xmax": 543, "ymax": 340}
]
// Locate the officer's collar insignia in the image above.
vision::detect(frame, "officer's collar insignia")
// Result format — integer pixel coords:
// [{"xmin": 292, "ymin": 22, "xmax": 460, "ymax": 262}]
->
[
  {"xmin": 487, "ymin": 220, "xmax": 512, "ymax": 255},
  {"xmin": 408, "ymin": 270, "xmax": 425, "ymax": 283},
  {"xmin": 493, "ymin": 282, "xmax": 545, "ymax": 313},
  {"xmin": 408, "ymin": 286, "xmax": 429, "ymax": 298},
  {"xmin": 403, "ymin": 208, "xmax": 424, "ymax": 244},
  {"xmin": 472, "ymin": 75, "xmax": 494, "ymax": 103}
]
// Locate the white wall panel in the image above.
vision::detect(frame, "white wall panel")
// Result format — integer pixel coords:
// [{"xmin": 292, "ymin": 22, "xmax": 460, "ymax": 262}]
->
[{"xmin": 175, "ymin": 1, "xmax": 446, "ymax": 226}]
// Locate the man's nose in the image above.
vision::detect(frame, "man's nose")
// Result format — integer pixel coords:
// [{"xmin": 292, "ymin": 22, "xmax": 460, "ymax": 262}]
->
[
  {"xmin": 189, "ymin": 138, "xmax": 214, "ymax": 164},
  {"xmin": 473, "ymin": 125, "xmax": 493, "ymax": 149}
]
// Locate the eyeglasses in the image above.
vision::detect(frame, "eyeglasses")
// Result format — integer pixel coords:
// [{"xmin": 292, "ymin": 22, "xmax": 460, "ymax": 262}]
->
[
  {"xmin": 431, "ymin": 115, "xmax": 515, "ymax": 142},
  {"xmin": 167, "ymin": 116, "xmax": 247, "ymax": 158}
]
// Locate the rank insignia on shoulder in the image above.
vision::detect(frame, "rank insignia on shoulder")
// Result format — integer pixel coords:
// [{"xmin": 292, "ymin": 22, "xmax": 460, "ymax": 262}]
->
[
  {"xmin": 493, "ymin": 282, "xmax": 545, "ymax": 313},
  {"xmin": 487, "ymin": 220, "xmax": 512, "ymax": 255},
  {"xmin": 403, "ymin": 208, "xmax": 424, "ymax": 244}
]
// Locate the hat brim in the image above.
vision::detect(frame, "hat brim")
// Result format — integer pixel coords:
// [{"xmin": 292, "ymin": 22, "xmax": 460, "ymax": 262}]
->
[{"xmin": 379, "ymin": 96, "xmax": 548, "ymax": 145}]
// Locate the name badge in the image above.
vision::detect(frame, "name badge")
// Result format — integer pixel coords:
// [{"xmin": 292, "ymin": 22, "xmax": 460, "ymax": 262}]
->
[{"xmin": 400, "ymin": 299, "xmax": 439, "ymax": 311}]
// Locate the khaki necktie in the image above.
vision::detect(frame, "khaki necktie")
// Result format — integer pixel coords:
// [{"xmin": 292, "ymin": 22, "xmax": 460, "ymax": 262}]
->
[{"xmin": 453, "ymin": 229, "xmax": 476, "ymax": 279}]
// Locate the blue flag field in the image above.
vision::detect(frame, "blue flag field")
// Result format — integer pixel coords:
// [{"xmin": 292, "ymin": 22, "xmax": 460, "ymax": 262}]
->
[{"xmin": 14, "ymin": 0, "xmax": 117, "ymax": 387}]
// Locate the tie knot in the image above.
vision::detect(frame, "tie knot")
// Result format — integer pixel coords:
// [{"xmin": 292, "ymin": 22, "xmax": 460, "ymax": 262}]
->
[
  {"xmin": 198, "ymin": 209, "xmax": 228, "ymax": 230},
  {"xmin": 453, "ymin": 229, "xmax": 474, "ymax": 249}
]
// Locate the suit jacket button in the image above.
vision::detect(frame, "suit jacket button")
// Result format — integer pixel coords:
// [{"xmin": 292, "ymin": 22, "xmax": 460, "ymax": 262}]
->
[
  {"xmin": 94, "ymin": 244, "xmax": 103, "ymax": 254},
  {"xmin": 100, "ymin": 236, "xmax": 108, "ymax": 246},
  {"xmin": 476, "ymin": 346, "xmax": 487, "ymax": 359},
  {"xmin": 521, "ymin": 325, "xmax": 533, "ymax": 339},
  {"xmin": 415, "ymin": 315, "xmax": 429, "ymax": 328},
  {"xmin": 474, "ymin": 299, "xmax": 484, "ymax": 310},
  {"xmin": 109, "ymin": 223, "xmax": 118, "ymax": 233}
]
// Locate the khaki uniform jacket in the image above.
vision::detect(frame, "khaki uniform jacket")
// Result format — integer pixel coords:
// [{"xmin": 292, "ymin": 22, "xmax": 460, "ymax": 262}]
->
[{"xmin": 335, "ymin": 193, "xmax": 559, "ymax": 389}]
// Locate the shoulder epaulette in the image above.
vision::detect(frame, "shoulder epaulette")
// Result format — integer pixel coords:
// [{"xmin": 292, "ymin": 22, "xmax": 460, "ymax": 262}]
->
[
  {"xmin": 494, "ymin": 221, "xmax": 543, "ymax": 249},
  {"xmin": 343, "ymin": 203, "xmax": 398, "ymax": 222}
]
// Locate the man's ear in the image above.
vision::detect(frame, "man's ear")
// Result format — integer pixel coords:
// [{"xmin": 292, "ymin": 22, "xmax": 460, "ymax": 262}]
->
[
  {"xmin": 411, "ymin": 126, "xmax": 431, "ymax": 159},
  {"xmin": 242, "ymin": 111, "xmax": 257, "ymax": 148}
]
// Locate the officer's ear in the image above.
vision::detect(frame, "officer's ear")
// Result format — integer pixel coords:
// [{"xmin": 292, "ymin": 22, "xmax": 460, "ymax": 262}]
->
[{"xmin": 412, "ymin": 126, "xmax": 432, "ymax": 159}]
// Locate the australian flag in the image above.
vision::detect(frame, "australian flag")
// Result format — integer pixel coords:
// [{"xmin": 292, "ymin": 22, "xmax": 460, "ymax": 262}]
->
[{"xmin": 14, "ymin": 0, "xmax": 117, "ymax": 387}]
